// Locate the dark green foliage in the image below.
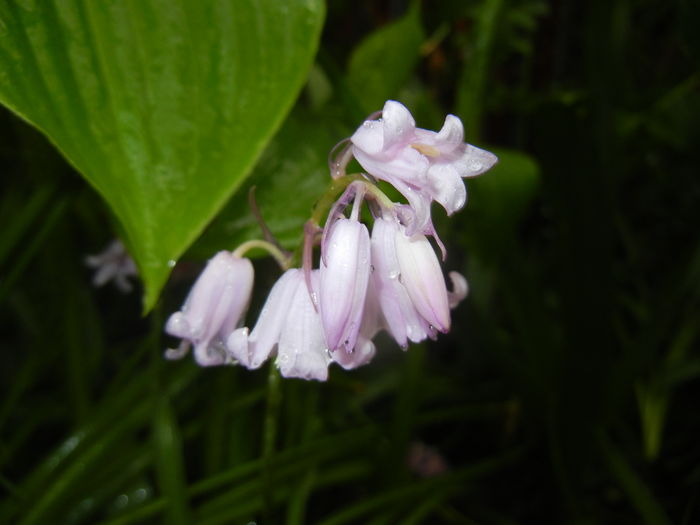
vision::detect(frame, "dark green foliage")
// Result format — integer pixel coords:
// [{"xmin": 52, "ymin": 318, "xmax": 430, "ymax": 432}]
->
[{"xmin": 1, "ymin": 0, "xmax": 699, "ymax": 523}]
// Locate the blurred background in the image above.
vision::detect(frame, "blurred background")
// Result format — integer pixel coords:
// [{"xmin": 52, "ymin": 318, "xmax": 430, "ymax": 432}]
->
[{"xmin": 1, "ymin": 0, "xmax": 699, "ymax": 523}]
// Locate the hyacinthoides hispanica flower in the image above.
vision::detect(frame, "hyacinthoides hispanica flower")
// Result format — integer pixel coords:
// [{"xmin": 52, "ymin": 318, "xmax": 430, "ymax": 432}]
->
[{"xmin": 164, "ymin": 100, "xmax": 496, "ymax": 380}]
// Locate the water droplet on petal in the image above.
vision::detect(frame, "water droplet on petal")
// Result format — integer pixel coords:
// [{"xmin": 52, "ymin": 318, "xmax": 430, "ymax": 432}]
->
[{"xmin": 469, "ymin": 160, "xmax": 483, "ymax": 172}]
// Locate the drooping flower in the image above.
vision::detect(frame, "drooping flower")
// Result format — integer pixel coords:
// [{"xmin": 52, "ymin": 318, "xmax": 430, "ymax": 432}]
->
[
  {"xmin": 228, "ymin": 269, "xmax": 331, "ymax": 381},
  {"xmin": 165, "ymin": 251, "xmax": 253, "ymax": 367},
  {"xmin": 319, "ymin": 217, "xmax": 371, "ymax": 352},
  {"xmin": 370, "ymin": 217, "xmax": 437, "ymax": 348},
  {"xmin": 351, "ymin": 100, "xmax": 498, "ymax": 232},
  {"xmin": 85, "ymin": 239, "xmax": 138, "ymax": 293},
  {"xmin": 393, "ymin": 220, "xmax": 468, "ymax": 334}
]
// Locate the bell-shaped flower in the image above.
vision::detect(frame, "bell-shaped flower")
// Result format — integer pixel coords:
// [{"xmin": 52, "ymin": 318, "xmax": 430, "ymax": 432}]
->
[
  {"xmin": 351, "ymin": 100, "xmax": 498, "ymax": 232},
  {"xmin": 394, "ymin": 224, "xmax": 467, "ymax": 334},
  {"xmin": 319, "ymin": 218, "xmax": 371, "ymax": 352},
  {"xmin": 165, "ymin": 251, "xmax": 254, "ymax": 367},
  {"xmin": 370, "ymin": 217, "xmax": 437, "ymax": 348},
  {"xmin": 227, "ymin": 269, "xmax": 332, "ymax": 381}
]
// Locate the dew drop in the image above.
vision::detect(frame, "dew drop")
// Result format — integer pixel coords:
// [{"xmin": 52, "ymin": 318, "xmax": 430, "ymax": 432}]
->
[
  {"xmin": 388, "ymin": 270, "xmax": 400, "ymax": 280},
  {"xmin": 133, "ymin": 488, "xmax": 148, "ymax": 503},
  {"xmin": 167, "ymin": 259, "xmax": 176, "ymax": 268},
  {"xmin": 469, "ymin": 161, "xmax": 483, "ymax": 172}
]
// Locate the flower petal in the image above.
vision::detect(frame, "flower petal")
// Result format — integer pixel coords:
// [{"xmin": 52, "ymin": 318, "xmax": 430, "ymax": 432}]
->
[
  {"xmin": 447, "ymin": 271, "xmax": 469, "ymax": 308},
  {"xmin": 227, "ymin": 269, "xmax": 298, "ymax": 369},
  {"xmin": 371, "ymin": 217, "xmax": 435, "ymax": 347},
  {"xmin": 381, "ymin": 100, "xmax": 416, "ymax": 150},
  {"xmin": 394, "ymin": 228, "xmax": 450, "ymax": 333},
  {"xmin": 277, "ymin": 271, "xmax": 330, "ymax": 381},
  {"xmin": 332, "ymin": 336, "xmax": 375, "ymax": 370},
  {"xmin": 427, "ymin": 163, "xmax": 467, "ymax": 215},
  {"xmin": 319, "ymin": 219, "xmax": 371, "ymax": 352},
  {"xmin": 452, "ymin": 144, "xmax": 499, "ymax": 178}
]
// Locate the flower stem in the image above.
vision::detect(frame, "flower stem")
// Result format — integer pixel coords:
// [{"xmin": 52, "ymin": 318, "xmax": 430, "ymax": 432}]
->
[
  {"xmin": 309, "ymin": 173, "xmax": 365, "ymax": 225},
  {"xmin": 262, "ymin": 361, "xmax": 282, "ymax": 520},
  {"xmin": 233, "ymin": 239, "xmax": 291, "ymax": 270}
]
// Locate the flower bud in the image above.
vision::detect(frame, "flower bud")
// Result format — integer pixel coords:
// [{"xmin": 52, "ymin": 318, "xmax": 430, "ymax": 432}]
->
[{"xmin": 319, "ymin": 218, "xmax": 371, "ymax": 352}]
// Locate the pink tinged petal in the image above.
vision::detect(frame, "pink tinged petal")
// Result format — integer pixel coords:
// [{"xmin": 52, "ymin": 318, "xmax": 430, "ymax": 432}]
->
[
  {"xmin": 227, "ymin": 269, "xmax": 299, "ymax": 369},
  {"xmin": 427, "ymin": 163, "xmax": 467, "ymax": 215},
  {"xmin": 390, "ymin": 179, "xmax": 432, "ymax": 236},
  {"xmin": 394, "ymin": 229, "xmax": 451, "ymax": 333},
  {"xmin": 452, "ymin": 144, "xmax": 499, "ymax": 178},
  {"xmin": 352, "ymin": 144, "xmax": 429, "ymax": 186},
  {"xmin": 381, "ymin": 100, "xmax": 416, "ymax": 150},
  {"xmin": 351, "ymin": 119, "xmax": 385, "ymax": 156},
  {"xmin": 333, "ymin": 336, "xmax": 376, "ymax": 370},
  {"xmin": 277, "ymin": 271, "xmax": 331, "ymax": 381},
  {"xmin": 371, "ymin": 218, "xmax": 435, "ymax": 348},
  {"xmin": 165, "ymin": 252, "xmax": 254, "ymax": 367},
  {"xmin": 435, "ymin": 115, "xmax": 465, "ymax": 148},
  {"xmin": 333, "ymin": 276, "xmax": 381, "ymax": 369},
  {"xmin": 447, "ymin": 271, "xmax": 469, "ymax": 308},
  {"xmin": 319, "ymin": 219, "xmax": 371, "ymax": 352}
]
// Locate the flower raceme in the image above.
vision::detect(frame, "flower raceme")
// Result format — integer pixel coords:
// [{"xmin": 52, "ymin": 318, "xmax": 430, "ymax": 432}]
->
[{"xmin": 164, "ymin": 100, "xmax": 497, "ymax": 380}]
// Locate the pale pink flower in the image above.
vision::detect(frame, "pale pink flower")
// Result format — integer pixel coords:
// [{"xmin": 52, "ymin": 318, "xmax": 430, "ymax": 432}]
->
[
  {"xmin": 85, "ymin": 239, "xmax": 138, "ymax": 293},
  {"xmin": 228, "ymin": 269, "xmax": 331, "ymax": 381},
  {"xmin": 351, "ymin": 100, "xmax": 497, "ymax": 232},
  {"xmin": 319, "ymin": 218, "xmax": 371, "ymax": 352},
  {"xmin": 370, "ymin": 217, "xmax": 436, "ymax": 348},
  {"xmin": 165, "ymin": 251, "xmax": 254, "ymax": 366}
]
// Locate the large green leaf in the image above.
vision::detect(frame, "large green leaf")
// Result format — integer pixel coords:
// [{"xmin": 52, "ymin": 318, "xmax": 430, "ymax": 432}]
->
[{"xmin": 0, "ymin": 0, "xmax": 325, "ymax": 310}]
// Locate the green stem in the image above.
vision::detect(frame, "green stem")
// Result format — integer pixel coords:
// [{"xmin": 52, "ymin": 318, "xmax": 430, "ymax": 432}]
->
[
  {"xmin": 310, "ymin": 174, "xmax": 365, "ymax": 225},
  {"xmin": 233, "ymin": 239, "xmax": 292, "ymax": 270},
  {"xmin": 262, "ymin": 361, "xmax": 282, "ymax": 520}
]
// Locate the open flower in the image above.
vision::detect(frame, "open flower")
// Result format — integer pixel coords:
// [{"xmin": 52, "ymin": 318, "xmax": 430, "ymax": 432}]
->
[
  {"xmin": 165, "ymin": 251, "xmax": 254, "ymax": 366},
  {"xmin": 85, "ymin": 239, "xmax": 138, "ymax": 293},
  {"xmin": 351, "ymin": 100, "xmax": 498, "ymax": 232},
  {"xmin": 319, "ymin": 217, "xmax": 371, "ymax": 352},
  {"xmin": 371, "ymin": 216, "xmax": 468, "ymax": 346},
  {"xmin": 370, "ymin": 217, "xmax": 437, "ymax": 348},
  {"xmin": 394, "ymin": 227, "xmax": 451, "ymax": 333},
  {"xmin": 228, "ymin": 269, "xmax": 332, "ymax": 381}
]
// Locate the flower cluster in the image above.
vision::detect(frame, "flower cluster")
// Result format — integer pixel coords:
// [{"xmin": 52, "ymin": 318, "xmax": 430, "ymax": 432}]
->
[{"xmin": 165, "ymin": 100, "xmax": 497, "ymax": 381}]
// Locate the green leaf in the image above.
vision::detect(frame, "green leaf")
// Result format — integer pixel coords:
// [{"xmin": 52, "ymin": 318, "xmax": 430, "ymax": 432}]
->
[
  {"xmin": 347, "ymin": 1, "xmax": 424, "ymax": 114},
  {"xmin": 0, "ymin": 0, "xmax": 325, "ymax": 310}
]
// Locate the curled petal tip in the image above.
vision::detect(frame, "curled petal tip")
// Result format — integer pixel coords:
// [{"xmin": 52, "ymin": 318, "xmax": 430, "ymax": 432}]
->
[
  {"xmin": 447, "ymin": 271, "xmax": 469, "ymax": 308},
  {"xmin": 165, "ymin": 312, "xmax": 191, "ymax": 339}
]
